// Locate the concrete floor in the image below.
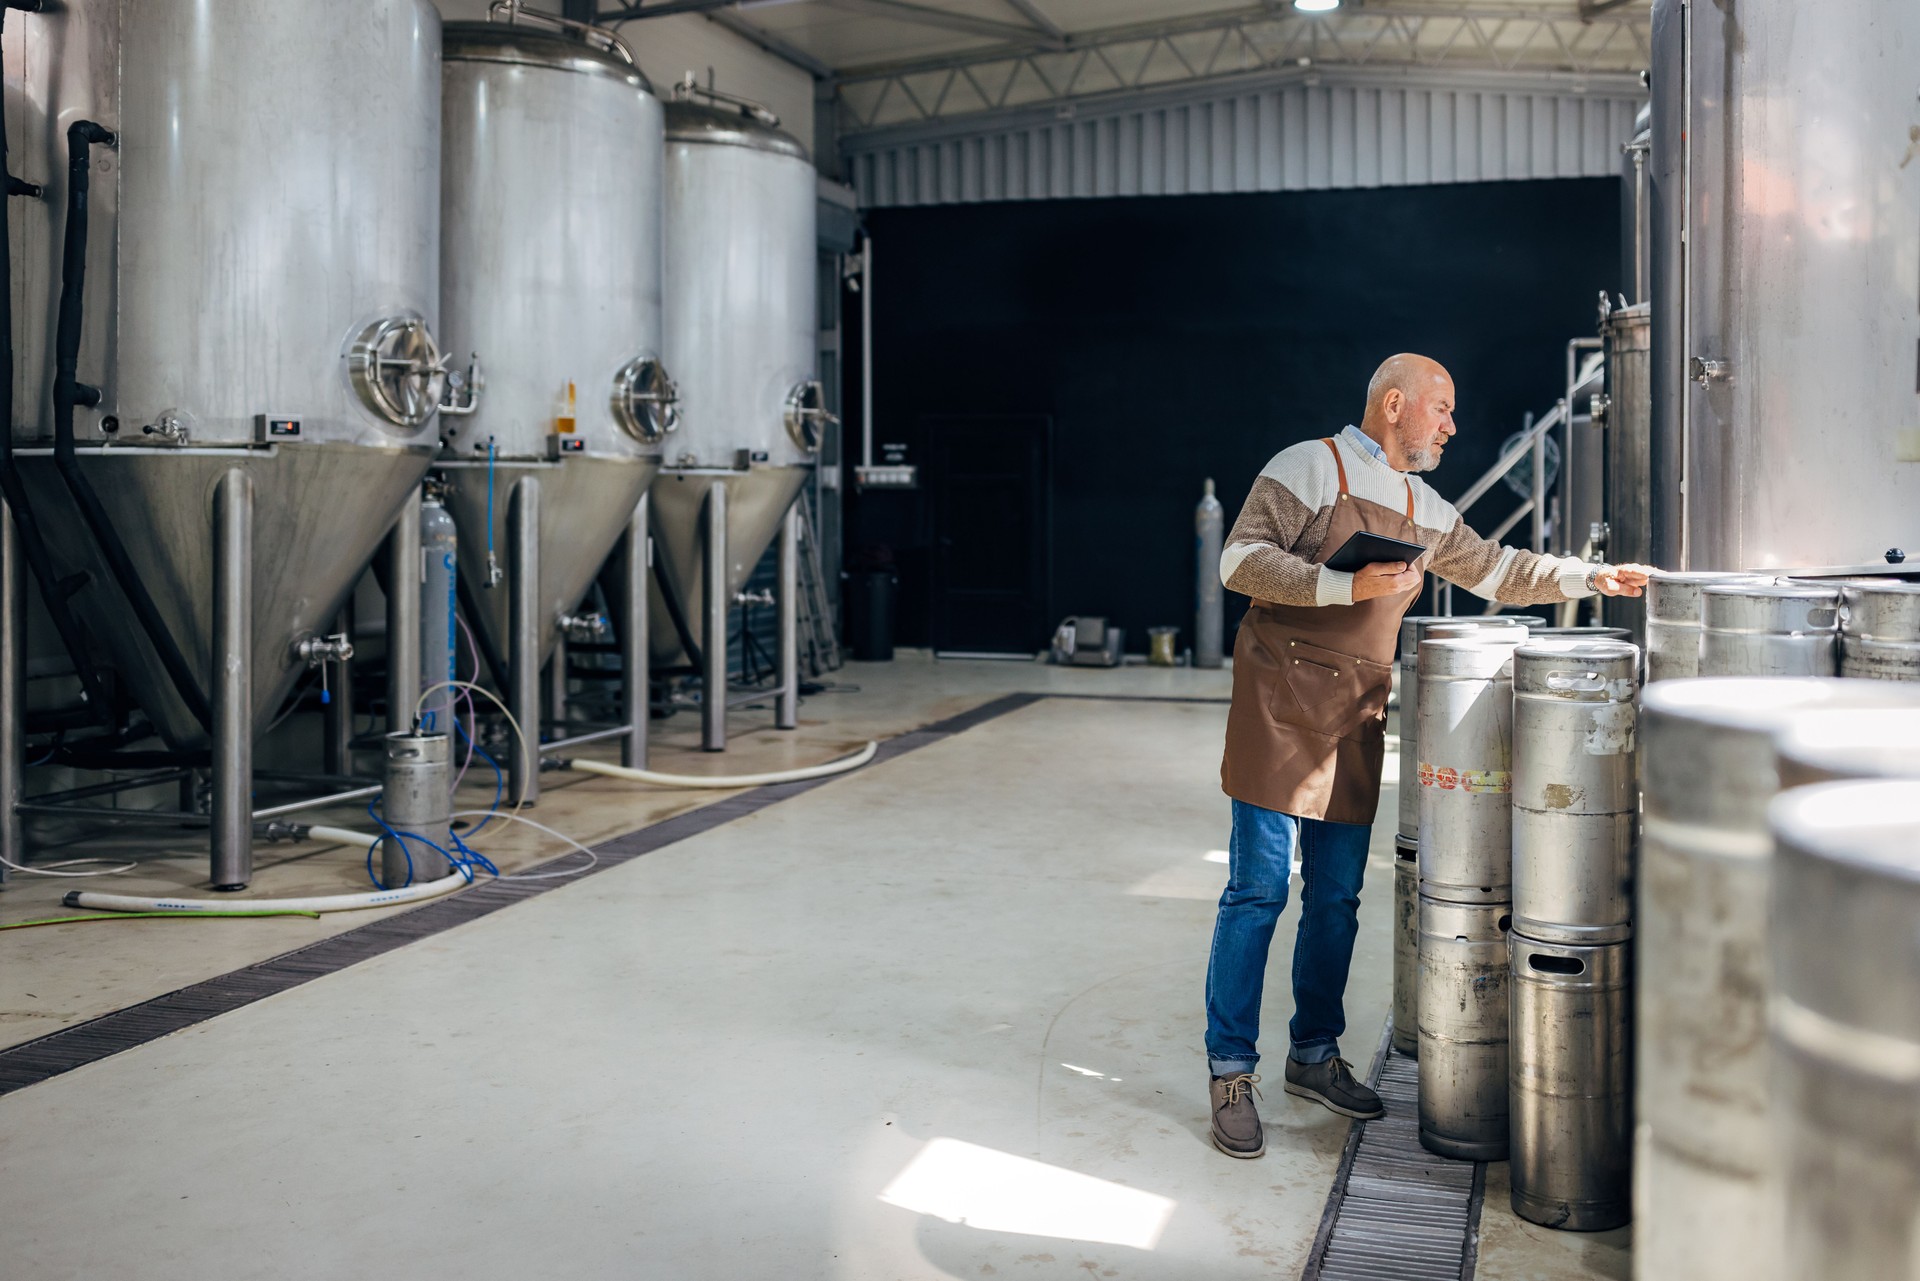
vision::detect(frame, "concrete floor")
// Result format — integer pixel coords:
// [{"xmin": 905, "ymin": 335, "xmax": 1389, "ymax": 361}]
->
[{"xmin": 0, "ymin": 653, "xmax": 1630, "ymax": 1279}]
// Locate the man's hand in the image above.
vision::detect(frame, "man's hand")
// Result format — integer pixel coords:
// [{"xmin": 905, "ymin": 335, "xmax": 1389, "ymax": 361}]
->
[
  {"xmin": 1593, "ymin": 564, "xmax": 1653, "ymax": 598},
  {"xmin": 1353, "ymin": 560, "xmax": 1423, "ymax": 602}
]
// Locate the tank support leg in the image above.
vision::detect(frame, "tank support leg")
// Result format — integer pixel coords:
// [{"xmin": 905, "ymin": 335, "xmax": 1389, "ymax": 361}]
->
[
  {"xmin": 323, "ymin": 599, "xmax": 354, "ymax": 776},
  {"xmin": 211, "ymin": 468, "xmax": 253, "ymax": 891},
  {"xmin": 548, "ymin": 637, "xmax": 568, "ymax": 735},
  {"xmin": 386, "ymin": 486, "xmax": 422, "ymax": 735},
  {"xmin": 776, "ymin": 502, "xmax": 799, "ymax": 732},
  {"xmin": 620, "ymin": 491, "xmax": 650, "ymax": 769},
  {"xmin": 702, "ymin": 482, "xmax": 728, "ymax": 752},
  {"xmin": 0, "ymin": 501, "xmax": 23, "ymax": 884},
  {"xmin": 509, "ymin": 476, "xmax": 541, "ymax": 805}
]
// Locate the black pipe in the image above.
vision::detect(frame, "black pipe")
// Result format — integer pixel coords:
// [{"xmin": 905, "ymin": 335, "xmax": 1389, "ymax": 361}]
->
[
  {"xmin": 50, "ymin": 118, "xmax": 214, "ymax": 733},
  {"xmin": 0, "ymin": 5, "xmax": 117, "ymax": 728}
]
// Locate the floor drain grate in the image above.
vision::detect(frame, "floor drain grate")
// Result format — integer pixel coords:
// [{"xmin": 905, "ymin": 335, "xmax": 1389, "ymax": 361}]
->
[{"xmin": 1301, "ymin": 1037, "xmax": 1486, "ymax": 1281}]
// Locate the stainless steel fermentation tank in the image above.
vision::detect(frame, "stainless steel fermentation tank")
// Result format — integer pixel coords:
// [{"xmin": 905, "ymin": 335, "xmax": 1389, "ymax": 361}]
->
[
  {"xmin": 1635, "ymin": 678, "xmax": 1920, "ymax": 1281},
  {"xmin": 1769, "ymin": 782, "xmax": 1920, "ymax": 1281},
  {"xmin": 655, "ymin": 87, "xmax": 825, "ymax": 751},
  {"xmin": 438, "ymin": 19, "xmax": 669, "ymax": 801},
  {"xmin": 10, "ymin": 0, "xmax": 446, "ymax": 888},
  {"xmin": 1649, "ymin": 0, "xmax": 1920, "ymax": 571}
]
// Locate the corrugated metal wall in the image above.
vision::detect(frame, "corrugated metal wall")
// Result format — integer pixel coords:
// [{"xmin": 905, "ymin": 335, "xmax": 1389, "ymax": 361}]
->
[{"xmin": 847, "ymin": 84, "xmax": 1640, "ymax": 207}]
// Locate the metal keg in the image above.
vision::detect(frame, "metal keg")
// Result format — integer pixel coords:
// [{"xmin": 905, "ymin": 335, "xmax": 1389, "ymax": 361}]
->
[
  {"xmin": 1416, "ymin": 632, "xmax": 1529, "ymax": 904},
  {"xmin": 1838, "ymin": 580, "xmax": 1920, "ymax": 681},
  {"xmin": 382, "ymin": 731, "xmax": 452, "ymax": 885},
  {"xmin": 1776, "ymin": 707, "xmax": 1920, "ymax": 788},
  {"xmin": 1392, "ymin": 836, "xmax": 1419, "ymax": 1057},
  {"xmin": 1645, "ymin": 572, "xmax": 1770, "ymax": 681},
  {"xmin": 1635, "ymin": 678, "xmax": 1920, "ymax": 1279},
  {"xmin": 1698, "ymin": 581, "xmax": 1841, "ymax": 677},
  {"xmin": 1511, "ymin": 640, "xmax": 1640, "ymax": 944},
  {"xmin": 1396, "ymin": 615, "xmax": 1542, "ymax": 842},
  {"xmin": 1768, "ymin": 781, "xmax": 1920, "ymax": 1281},
  {"xmin": 1509, "ymin": 935, "xmax": 1632, "ymax": 1231},
  {"xmin": 1417, "ymin": 897, "xmax": 1513, "ymax": 1160},
  {"xmin": 1524, "ymin": 626, "xmax": 1632, "ymax": 642}
]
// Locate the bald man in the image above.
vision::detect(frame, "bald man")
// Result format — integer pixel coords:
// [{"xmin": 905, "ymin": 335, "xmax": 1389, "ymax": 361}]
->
[{"xmin": 1204, "ymin": 354, "xmax": 1650, "ymax": 1158}]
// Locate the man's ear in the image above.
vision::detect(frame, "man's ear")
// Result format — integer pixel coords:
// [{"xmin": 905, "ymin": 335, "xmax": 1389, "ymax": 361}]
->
[{"xmin": 1381, "ymin": 388, "xmax": 1403, "ymax": 423}]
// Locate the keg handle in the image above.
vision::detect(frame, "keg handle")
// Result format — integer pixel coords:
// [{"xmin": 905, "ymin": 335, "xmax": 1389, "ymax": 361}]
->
[
  {"xmin": 1804, "ymin": 607, "xmax": 1838, "ymax": 631},
  {"xmin": 1527, "ymin": 953, "xmax": 1587, "ymax": 976},
  {"xmin": 1544, "ymin": 669, "xmax": 1606, "ymax": 693}
]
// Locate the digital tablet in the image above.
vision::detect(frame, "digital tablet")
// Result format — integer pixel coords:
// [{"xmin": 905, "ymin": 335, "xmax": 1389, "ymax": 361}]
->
[{"xmin": 1323, "ymin": 531, "xmax": 1428, "ymax": 575}]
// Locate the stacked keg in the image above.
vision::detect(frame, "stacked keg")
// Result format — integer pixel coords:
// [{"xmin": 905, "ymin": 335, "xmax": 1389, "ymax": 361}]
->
[
  {"xmin": 1634, "ymin": 678, "xmax": 1920, "ymax": 1278},
  {"xmin": 1644, "ymin": 571, "xmax": 1770, "ymax": 680},
  {"xmin": 1390, "ymin": 614, "xmax": 1541, "ymax": 1058},
  {"xmin": 1414, "ymin": 626, "xmax": 1529, "ymax": 1159},
  {"xmin": 1767, "ymin": 713, "xmax": 1920, "ymax": 1281},
  {"xmin": 1506, "ymin": 638, "xmax": 1638, "ymax": 1230},
  {"xmin": 1767, "ymin": 781, "xmax": 1920, "ymax": 1281},
  {"xmin": 1697, "ymin": 581, "xmax": 1841, "ymax": 677},
  {"xmin": 1835, "ymin": 580, "xmax": 1920, "ymax": 681}
]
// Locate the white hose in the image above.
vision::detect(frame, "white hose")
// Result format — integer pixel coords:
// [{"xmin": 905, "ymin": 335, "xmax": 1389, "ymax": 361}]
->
[
  {"xmin": 64, "ymin": 868, "xmax": 472, "ymax": 916},
  {"xmin": 306, "ymin": 824, "xmax": 381, "ymax": 848},
  {"xmin": 563, "ymin": 740, "xmax": 880, "ymax": 789}
]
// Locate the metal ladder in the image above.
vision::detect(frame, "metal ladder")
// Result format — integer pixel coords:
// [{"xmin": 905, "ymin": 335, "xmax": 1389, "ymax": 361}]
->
[{"xmin": 795, "ymin": 488, "xmax": 841, "ymax": 675}]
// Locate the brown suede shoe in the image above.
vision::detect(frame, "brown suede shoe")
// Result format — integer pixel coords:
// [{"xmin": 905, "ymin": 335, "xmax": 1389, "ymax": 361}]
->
[
  {"xmin": 1209, "ymin": 1073, "xmax": 1265, "ymax": 1159},
  {"xmin": 1283, "ymin": 1056, "xmax": 1384, "ymax": 1120}
]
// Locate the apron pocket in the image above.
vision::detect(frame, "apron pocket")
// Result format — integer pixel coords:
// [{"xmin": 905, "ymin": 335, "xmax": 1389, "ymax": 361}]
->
[{"xmin": 1270, "ymin": 640, "xmax": 1392, "ymax": 742}]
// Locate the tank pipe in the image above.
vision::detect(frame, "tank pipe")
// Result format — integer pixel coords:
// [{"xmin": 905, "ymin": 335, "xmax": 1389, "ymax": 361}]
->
[
  {"xmin": 0, "ymin": 8, "xmax": 114, "ymax": 726},
  {"xmin": 50, "ymin": 120, "xmax": 214, "ymax": 732},
  {"xmin": 1677, "ymin": 0, "xmax": 1693, "ymax": 570},
  {"xmin": 488, "ymin": 0, "xmax": 647, "ymax": 81},
  {"xmin": 454, "ymin": 571, "xmax": 511, "ymax": 694},
  {"xmin": 558, "ymin": 739, "xmax": 878, "ymax": 788}
]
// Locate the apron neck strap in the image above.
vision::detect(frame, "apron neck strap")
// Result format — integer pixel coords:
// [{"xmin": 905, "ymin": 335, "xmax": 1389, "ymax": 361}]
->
[{"xmin": 1323, "ymin": 435, "xmax": 1418, "ymax": 523}]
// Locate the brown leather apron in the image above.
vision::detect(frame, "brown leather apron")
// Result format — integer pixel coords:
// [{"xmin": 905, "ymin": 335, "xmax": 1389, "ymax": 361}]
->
[{"xmin": 1221, "ymin": 438, "xmax": 1425, "ymax": 824}]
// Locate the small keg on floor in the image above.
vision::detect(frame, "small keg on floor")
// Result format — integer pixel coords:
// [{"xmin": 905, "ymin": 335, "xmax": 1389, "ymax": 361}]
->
[
  {"xmin": 1417, "ymin": 898, "xmax": 1513, "ymax": 1159},
  {"xmin": 1837, "ymin": 579, "xmax": 1920, "ymax": 681},
  {"xmin": 1768, "ymin": 782, "xmax": 1920, "ymax": 1281},
  {"xmin": 1417, "ymin": 632, "xmax": 1529, "ymax": 905},
  {"xmin": 382, "ymin": 730, "xmax": 452, "ymax": 885},
  {"xmin": 1645, "ymin": 571, "xmax": 1769, "ymax": 681},
  {"xmin": 1508, "ymin": 936, "xmax": 1631, "ymax": 1230},
  {"xmin": 1698, "ymin": 581, "xmax": 1841, "ymax": 677},
  {"xmin": 1391, "ymin": 836, "xmax": 1419, "ymax": 1057},
  {"xmin": 1511, "ymin": 640, "xmax": 1639, "ymax": 944},
  {"xmin": 1635, "ymin": 678, "xmax": 1920, "ymax": 1280}
]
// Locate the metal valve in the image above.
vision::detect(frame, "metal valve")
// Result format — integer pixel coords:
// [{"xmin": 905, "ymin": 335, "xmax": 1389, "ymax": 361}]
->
[
  {"xmin": 439, "ymin": 352, "xmax": 484, "ymax": 417},
  {"xmin": 142, "ymin": 411, "xmax": 190, "ymax": 444},
  {"xmin": 557, "ymin": 612, "xmax": 610, "ymax": 644},
  {"xmin": 733, "ymin": 589, "xmax": 776, "ymax": 607},
  {"xmin": 293, "ymin": 631, "xmax": 354, "ymax": 707},
  {"xmin": 1688, "ymin": 357, "xmax": 1730, "ymax": 386}
]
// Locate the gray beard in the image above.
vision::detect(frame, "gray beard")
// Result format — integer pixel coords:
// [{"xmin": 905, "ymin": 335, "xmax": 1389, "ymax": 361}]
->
[{"xmin": 1401, "ymin": 444, "xmax": 1441, "ymax": 473}]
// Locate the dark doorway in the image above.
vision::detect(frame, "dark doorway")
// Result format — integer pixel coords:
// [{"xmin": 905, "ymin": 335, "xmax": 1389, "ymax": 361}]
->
[{"xmin": 926, "ymin": 415, "xmax": 1052, "ymax": 654}]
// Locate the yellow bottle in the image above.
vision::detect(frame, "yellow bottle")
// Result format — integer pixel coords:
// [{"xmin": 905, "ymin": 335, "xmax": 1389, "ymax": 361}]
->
[{"xmin": 555, "ymin": 380, "xmax": 577, "ymax": 435}]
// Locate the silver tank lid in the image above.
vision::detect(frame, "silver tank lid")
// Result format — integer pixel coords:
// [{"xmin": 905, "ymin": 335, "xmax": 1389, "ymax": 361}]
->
[
  {"xmin": 665, "ymin": 99, "xmax": 807, "ymax": 159},
  {"xmin": 442, "ymin": 21, "xmax": 652, "ymax": 93}
]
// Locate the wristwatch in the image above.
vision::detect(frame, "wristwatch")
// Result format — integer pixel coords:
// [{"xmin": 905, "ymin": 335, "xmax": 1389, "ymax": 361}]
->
[{"xmin": 1585, "ymin": 567, "xmax": 1607, "ymax": 594}]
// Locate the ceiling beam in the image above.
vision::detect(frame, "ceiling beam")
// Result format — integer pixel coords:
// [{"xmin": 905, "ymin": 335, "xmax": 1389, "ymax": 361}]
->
[
  {"xmin": 821, "ymin": 0, "xmax": 1068, "ymax": 48},
  {"xmin": 1577, "ymin": 0, "xmax": 1638, "ymax": 16},
  {"xmin": 999, "ymin": 0, "xmax": 1066, "ymax": 41},
  {"xmin": 598, "ymin": 0, "xmax": 751, "ymax": 21},
  {"xmin": 707, "ymin": 8, "xmax": 835, "ymax": 76}
]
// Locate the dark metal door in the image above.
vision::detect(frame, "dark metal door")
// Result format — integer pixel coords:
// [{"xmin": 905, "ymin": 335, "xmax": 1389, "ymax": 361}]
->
[{"xmin": 926, "ymin": 415, "xmax": 1051, "ymax": 654}]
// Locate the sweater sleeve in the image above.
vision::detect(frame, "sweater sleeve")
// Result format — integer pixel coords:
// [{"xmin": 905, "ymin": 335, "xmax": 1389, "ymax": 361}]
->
[
  {"xmin": 1426, "ymin": 507, "xmax": 1606, "ymax": 605},
  {"xmin": 1218, "ymin": 474, "xmax": 1353, "ymax": 608}
]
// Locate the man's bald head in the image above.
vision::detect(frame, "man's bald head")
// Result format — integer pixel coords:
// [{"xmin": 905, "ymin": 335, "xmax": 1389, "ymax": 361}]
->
[{"xmin": 1359, "ymin": 353, "xmax": 1456, "ymax": 473}]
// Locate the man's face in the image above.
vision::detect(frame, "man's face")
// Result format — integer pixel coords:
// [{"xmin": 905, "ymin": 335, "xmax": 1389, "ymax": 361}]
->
[{"xmin": 1390, "ymin": 378, "xmax": 1456, "ymax": 473}]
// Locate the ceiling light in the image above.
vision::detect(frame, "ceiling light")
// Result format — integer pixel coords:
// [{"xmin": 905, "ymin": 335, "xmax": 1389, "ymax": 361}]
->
[{"xmin": 1294, "ymin": 0, "xmax": 1342, "ymax": 11}]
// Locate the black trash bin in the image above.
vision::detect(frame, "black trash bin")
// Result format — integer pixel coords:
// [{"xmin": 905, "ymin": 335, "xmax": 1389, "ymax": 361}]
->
[{"xmin": 844, "ymin": 569, "xmax": 897, "ymax": 662}]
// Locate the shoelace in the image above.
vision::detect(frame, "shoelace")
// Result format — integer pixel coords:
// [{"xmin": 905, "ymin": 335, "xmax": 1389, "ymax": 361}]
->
[
  {"xmin": 1326, "ymin": 1057, "xmax": 1357, "ymax": 1087},
  {"xmin": 1219, "ymin": 1074, "xmax": 1262, "ymax": 1108}
]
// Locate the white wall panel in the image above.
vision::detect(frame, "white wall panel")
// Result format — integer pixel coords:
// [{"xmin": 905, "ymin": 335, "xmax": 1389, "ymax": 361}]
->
[{"xmin": 855, "ymin": 81, "xmax": 1635, "ymax": 209}]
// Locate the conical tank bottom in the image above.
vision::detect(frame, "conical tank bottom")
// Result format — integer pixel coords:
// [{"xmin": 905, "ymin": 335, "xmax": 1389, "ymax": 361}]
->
[
  {"xmin": 647, "ymin": 465, "xmax": 809, "ymax": 667},
  {"xmin": 19, "ymin": 443, "xmax": 434, "ymax": 751},
  {"xmin": 440, "ymin": 455, "xmax": 658, "ymax": 675}
]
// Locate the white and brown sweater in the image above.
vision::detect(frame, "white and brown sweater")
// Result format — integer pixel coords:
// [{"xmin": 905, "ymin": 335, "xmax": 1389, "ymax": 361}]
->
[{"xmin": 1221, "ymin": 426, "xmax": 1603, "ymax": 607}]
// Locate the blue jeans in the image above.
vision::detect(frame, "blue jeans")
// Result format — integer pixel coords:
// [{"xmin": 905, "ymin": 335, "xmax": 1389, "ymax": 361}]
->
[{"xmin": 1205, "ymin": 798, "xmax": 1372, "ymax": 1075}]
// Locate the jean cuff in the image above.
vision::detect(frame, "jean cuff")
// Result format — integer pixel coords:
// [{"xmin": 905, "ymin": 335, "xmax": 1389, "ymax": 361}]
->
[
  {"xmin": 1290, "ymin": 1040, "xmax": 1339, "ymax": 1066},
  {"xmin": 1209, "ymin": 1058, "xmax": 1258, "ymax": 1077}
]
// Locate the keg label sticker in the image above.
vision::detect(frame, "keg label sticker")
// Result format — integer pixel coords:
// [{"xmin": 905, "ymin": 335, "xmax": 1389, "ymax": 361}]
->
[
  {"xmin": 1419, "ymin": 763, "xmax": 1458, "ymax": 790},
  {"xmin": 1584, "ymin": 704, "xmax": 1637, "ymax": 756},
  {"xmin": 1462, "ymin": 769, "xmax": 1511, "ymax": 794}
]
